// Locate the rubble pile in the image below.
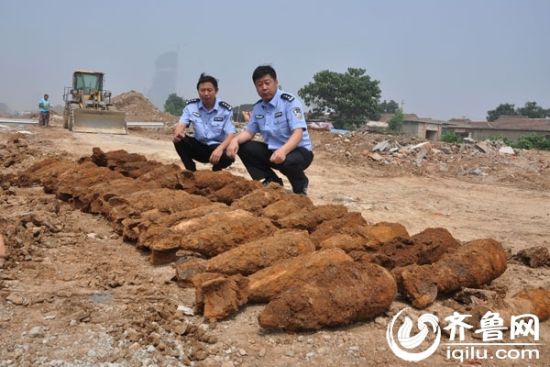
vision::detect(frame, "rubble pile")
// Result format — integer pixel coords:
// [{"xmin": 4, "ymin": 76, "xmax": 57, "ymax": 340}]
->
[
  {"xmin": 312, "ymin": 130, "xmax": 550, "ymax": 190},
  {"xmin": 112, "ymin": 90, "xmax": 176, "ymax": 123},
  {"xmin": 5, "ymin": 139, "xmax": 548, "ymax": 332}
]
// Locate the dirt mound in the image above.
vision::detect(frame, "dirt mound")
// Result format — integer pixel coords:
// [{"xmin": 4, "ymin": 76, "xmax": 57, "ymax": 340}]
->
[{"xmin": 112, "ymin": 90, "xmax": 176, "ymax": 123}]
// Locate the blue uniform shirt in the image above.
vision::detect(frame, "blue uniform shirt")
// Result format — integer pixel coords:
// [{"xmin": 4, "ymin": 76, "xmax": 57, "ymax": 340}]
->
[
  {"xmin": 246, "ymin": 89, "xmax": 312, "ymax": 151},
  {"xmin": 179, "ymin": 98, "xmax": 236, "ymax": 146},
  {"xmin": 39, "ymin": 98, "xmax": 50, "ymax": 113}
]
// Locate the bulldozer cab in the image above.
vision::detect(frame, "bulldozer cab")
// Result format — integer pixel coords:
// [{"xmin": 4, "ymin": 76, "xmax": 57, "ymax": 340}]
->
[
  {"xmin": 63, "ymin": 70, "xmax": 127, "ymax": 134},
  {"xmin": 74, "ymin": 72, "xmax": 103, "ymax": 92}
]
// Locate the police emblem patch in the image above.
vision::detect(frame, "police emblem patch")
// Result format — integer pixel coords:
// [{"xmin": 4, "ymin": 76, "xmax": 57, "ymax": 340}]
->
[{"xmin": 292, "ymin": 107, "xmax": 303, "ymax": 120}]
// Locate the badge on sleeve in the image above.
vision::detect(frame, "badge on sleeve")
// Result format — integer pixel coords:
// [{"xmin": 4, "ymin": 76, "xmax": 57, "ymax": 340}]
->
[{"xmin": 292, "ymin": 107, "xmax": 303, "ymax": 120}]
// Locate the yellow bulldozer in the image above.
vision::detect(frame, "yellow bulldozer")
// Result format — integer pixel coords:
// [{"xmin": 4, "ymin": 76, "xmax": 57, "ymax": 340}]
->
[{"xmin": 63, "ymin": 70, "xmax": 127, "ymax": 134}]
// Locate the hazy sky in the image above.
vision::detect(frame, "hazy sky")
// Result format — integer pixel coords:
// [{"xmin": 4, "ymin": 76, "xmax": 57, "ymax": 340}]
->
[{"xmin": 1, "ymin": 0, "xmax": 549, "ymax": 120}]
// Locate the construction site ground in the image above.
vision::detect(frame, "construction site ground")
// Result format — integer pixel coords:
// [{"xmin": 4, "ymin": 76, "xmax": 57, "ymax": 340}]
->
[{"xmin": 1, "ymin": 120, "xmax": 549, "ymax": 367}]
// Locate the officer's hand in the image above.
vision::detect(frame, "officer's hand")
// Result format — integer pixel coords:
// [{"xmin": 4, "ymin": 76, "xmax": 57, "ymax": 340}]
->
[
  {"xmin": 226, "ymin": 140, "xmax": 239, "ymax": 159},
  {"xmin": 270, "ymin": 149, "xmax": 286, "ymax": 164},
  {"xmin": 173, "ymin": 124, "xmax": 185, "ymax": 143},
  {"xmin": 210, "ymin": 146, "xmax": 223, "ymax": 164}
]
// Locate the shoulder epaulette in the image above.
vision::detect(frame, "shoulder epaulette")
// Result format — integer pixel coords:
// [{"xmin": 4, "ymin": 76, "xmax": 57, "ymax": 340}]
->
[
  {"xmin": 186, "ymin": 98, "xmax": 200, "ymax": 105},
  {"xmin": 219, "ymin": 101, "xmax": 232, "ymax": 111},
  {"xmin": 280, "ymin": 93, "xmax": 295, "ymax": 102}
]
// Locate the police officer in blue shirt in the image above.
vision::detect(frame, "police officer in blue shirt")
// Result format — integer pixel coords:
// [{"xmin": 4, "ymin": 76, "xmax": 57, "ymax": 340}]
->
[
  {"xmin": 173, "ymin": 73, "xmax": 236, "ymax": 171},
  {"xmin": 226, "ymin": 65, "xmax": 313, "ymax": 194}
]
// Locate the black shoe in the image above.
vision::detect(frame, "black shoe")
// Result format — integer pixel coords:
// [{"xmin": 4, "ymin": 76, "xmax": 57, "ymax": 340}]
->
[
  {"xmin": 262, "ymin": 176, "xmax": 283, "ymax": 187},
  {"xmin": 293, "ymin": 177, "xmax": 309, "ymax": 195}
]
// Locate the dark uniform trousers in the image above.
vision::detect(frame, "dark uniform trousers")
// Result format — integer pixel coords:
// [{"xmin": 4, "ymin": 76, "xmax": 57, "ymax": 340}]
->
[
  {"xmin": 238, "ymin": 141, "xmax": 314, "ymax": 194},
  {"xmin": 174, "ymin": 135, "xmax": 234, "ymax": 171}
]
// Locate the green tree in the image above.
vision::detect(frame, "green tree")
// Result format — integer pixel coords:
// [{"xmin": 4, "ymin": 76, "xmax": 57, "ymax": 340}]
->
[
  {"xmin": 298, "ymin": 68, "xmax": 381, "ymax": 129},
  {"xmin": 486, "ymin": 103, "xmax": 517, "ymax": 121},
  {"xmin": 164, "ymin": 93, "xmax": 186, "ymax": 116},
  {"xmin": 379, "ymin": 99, "xmax": 400, "ymax": 113},
  {"xmin": 517, "ymin": 101, "xmax": 546, "ymax": 118},
  {"xmin": 388, "ymin": 109, "xmax": 403, "ymax": 132}
]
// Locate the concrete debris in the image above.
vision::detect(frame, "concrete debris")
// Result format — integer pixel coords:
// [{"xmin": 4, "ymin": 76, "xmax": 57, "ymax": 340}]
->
[
  {"xmin": 411, "ymin": 142, "xmax": 432, "ymax": 151},
  {"xmin": 312, "ymin": 131, "xmax": 550, "ymax": 190},
  {"xmin": 372, "ymin": 140, "xmax": 390, "ymax": 152},
  {"xmin": 468, "ymin": 167, "xmax": 483, "ymax": 176},
  {"xmin": 177, "ymin": 305, "xmax": 195, "ymax": 316},
  {"xmin": 415, "ymin": 148, "xmax": 428, "ymax": 166},
  {"xmin": 474, "ymin": 142, "xmax": 492, "ymax": 153},
  {"xmin": 368, "ymin": 153, "xmax": 383, "ymax": 161},
  {"xmin": 498, "ymin": 146, "xmax": 515, "ymax": 155}
]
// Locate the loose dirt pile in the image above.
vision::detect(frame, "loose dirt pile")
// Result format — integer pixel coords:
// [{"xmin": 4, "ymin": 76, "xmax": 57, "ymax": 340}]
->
[{"xmin": 112, "ymin": 90, "xmax": 176, "ymax": 124}]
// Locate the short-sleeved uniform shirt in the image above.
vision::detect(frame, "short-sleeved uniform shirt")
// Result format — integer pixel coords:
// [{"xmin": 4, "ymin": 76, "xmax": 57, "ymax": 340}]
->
[
  {"xmin": 246, "ymin": 89, "xmax": 313, "ymax": 151},
  {"xmin": 179, "ymin": 98, "xmax": 235, "ymax": 146}
]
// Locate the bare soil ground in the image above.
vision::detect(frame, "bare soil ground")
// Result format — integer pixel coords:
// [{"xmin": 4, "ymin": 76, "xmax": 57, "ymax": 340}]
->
[{"xmin": 1, "ymin": 121, "xmax": 549, "ymax": 367}]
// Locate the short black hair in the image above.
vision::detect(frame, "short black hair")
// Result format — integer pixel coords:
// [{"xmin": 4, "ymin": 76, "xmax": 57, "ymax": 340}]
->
[
  {"xmin": 252, "ymin": 65, "xmax": 277, "ymax": 83},
  {"xmin": 196, "ymin": 73, "xmax": 218, "ymax": 90},
  {"xmin": 44, "ymin": 94, "xmax": 49, "ymax": 98}
]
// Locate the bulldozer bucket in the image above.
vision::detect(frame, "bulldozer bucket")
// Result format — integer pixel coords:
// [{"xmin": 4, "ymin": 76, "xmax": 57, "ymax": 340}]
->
[{"xmin": 71, "ymin": 109, "xmax": 127, "ymax": 134}]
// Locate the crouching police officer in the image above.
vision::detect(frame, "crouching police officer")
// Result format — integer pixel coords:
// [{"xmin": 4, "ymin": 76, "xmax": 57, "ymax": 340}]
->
[
  {"xmin": 226, "ymin": 65, "xmax": 313, "ymax": 194},
  {"xmin": 173, "ymin": 73, "xmax": 235, "ymax": 171}
]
